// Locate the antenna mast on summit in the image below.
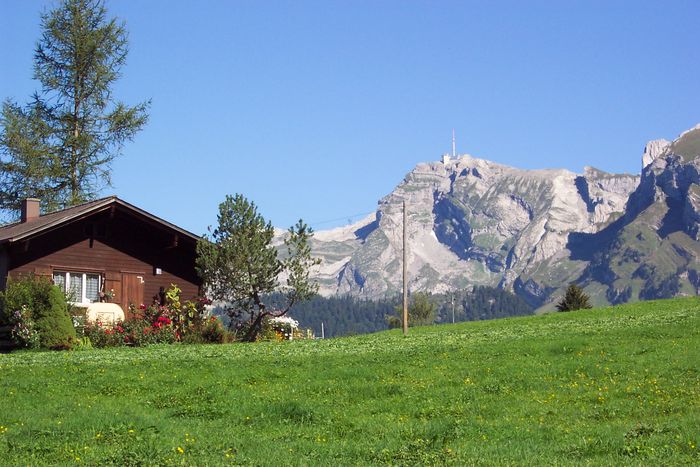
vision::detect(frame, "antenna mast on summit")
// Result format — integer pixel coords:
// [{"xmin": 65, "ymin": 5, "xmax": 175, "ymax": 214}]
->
[{"xmin": 452, "ymin": 129, "xmax": 456, "ymax": 158}]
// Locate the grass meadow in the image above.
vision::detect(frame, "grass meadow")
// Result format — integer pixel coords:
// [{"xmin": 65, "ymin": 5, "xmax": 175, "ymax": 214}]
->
[{"xmin": 0, "ymin": 298, "xmax": 698, "ymax": 465}]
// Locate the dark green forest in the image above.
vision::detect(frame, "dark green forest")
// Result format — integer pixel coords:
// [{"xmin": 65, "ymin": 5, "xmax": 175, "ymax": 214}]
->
[
  {"xmin": 452, "ymin": 285, "xmax": 534, "ymax": 321},
  {"xmin": 256, "ymin": 286, "xmax": 534, "ymax": 338}
]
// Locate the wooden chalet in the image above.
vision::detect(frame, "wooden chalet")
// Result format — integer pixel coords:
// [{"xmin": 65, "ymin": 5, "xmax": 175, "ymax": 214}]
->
[{"xmin": 0, "ymin": 197, "xmax": 202, "ymax": 313}]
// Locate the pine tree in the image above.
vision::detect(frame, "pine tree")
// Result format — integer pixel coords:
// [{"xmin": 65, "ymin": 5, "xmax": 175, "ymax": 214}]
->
[
  {"xmin": 196, "ymin": 194, "xmax": 320, "ymax": 342},
  {"xmin": 0, "ymin": 0, "xmax": 149, "ymax": 218},
  {"xmin": 556, "ymin": 284, "xmax": 592, "ymax": 312}
]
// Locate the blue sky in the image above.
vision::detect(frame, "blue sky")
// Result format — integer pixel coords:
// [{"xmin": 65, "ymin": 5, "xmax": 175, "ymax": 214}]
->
[{"xmin": 1, "ymin": 0, "xmax": 699, "ymax": 234}]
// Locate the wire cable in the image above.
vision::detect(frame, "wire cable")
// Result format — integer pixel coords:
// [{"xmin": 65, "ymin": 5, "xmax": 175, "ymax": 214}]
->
[{"xmin": 308, "ymin": 210, "xmax": 377, "ymax": 228}]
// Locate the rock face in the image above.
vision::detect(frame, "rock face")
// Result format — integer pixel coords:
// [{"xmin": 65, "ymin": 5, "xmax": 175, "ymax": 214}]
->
[
  {"xmin": 580, "ymin": 125, "xmax": 700, "ymax": 305},
  {"xmin": 642, "ymin": 139, "xmax": 670, "ymax": 170},
  {"xmin": 303, "ymin": 157, "xmax": 637, "ymax": 306},
  {"xmin": 291, "ymin": 124, "xmax": 700, "ymax": 308}
]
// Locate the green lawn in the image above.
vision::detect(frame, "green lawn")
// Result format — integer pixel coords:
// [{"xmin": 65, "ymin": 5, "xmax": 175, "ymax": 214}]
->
[{"xmin": 1, "ymin": 298, "xmax": 698, "ymax": 465}]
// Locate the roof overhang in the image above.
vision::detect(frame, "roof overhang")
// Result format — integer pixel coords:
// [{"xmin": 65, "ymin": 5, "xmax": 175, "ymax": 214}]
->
[{"xmin": 0, "ymin": 197, "xmax": 201, "ymax": 246}]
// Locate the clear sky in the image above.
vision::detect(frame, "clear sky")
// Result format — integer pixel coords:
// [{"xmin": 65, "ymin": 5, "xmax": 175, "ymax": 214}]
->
[{"xmin": 1, "ymin": 0, "xmax": 699, "ymax": 235}]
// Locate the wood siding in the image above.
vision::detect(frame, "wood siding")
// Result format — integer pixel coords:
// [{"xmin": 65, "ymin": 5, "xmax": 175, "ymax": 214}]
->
[{"xmin": 4, "ymin": 207, "xmax": 201, "ymax": 310}]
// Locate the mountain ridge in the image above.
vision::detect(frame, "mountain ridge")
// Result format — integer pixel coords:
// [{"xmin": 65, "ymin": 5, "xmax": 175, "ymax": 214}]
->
[{"xmin": 288, "ymin": 124, "xmax": 700, "ymax": 309}]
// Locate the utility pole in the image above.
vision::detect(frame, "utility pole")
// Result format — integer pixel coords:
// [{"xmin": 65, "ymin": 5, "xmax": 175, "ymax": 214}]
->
[
  {"xmin": 321, "ymin": 322, "xmax": 325, "ymax": 339},
  {"xmin": 451, "ymin": 292, "xmax": 455, "ymax": 324},
  {"xmin": 403, "ymin": 200, "xmax": 408, "ymax": 336}
]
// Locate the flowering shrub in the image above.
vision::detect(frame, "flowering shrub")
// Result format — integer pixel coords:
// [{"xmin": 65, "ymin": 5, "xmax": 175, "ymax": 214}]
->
[
  {"xmin": 129, "ymin": 285, "xmax": 211, "ymax": 339},
  {"xmin": 270, "ymin": 316, "xmax": 299, "ymax": 340},
  {"xmin": 83, "ymin": 320, "xmax": 125, "ymax": 347},
  {"xmin": 127, "ymin": 318, "xmax": 177, "ymax": 346},
  {"xmin": 9, "ymin": 305, "xmax": 40, "ymax": 349},
  {"xmin": 82, "ymin": 285, "xmax": 218, "ymax": 348},
  {"xmin": 0, "ymin": 275, "xmax": 75, "ymax": 350},
  {"xmin": 199, "ymin": 316, "xmax": 230, "ymax": 343},
  {"xmin": 83, "ymin": 318, "xmax": 178, "ymax": 347},
  {"xmin": 229, "ymin": 314, "xmax": 312, "ymax": 341}
]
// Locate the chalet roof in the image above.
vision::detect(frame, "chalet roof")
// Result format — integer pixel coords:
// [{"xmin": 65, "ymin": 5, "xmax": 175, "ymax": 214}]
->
[{"xmin": 0, "ymin": 196, "xmax": 200, "ymax": 245}]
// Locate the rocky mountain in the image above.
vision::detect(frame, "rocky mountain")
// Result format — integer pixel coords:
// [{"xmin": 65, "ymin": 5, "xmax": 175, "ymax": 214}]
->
[
  {"xmin": 295, "ymin": 124, "xmax": 700, "ymax": 309},
  {"xmin": 573, "ymin": 124, "xmax": 700, "ymax": 305}
]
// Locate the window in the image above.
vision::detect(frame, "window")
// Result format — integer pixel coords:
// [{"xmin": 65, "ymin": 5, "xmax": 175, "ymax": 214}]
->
[{"xmin": 53, "ymin": 271, "xmax": 101, "ymax": 304}]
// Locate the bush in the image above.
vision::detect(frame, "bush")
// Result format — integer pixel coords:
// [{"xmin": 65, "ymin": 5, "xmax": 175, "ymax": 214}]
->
[
  {"xmin": 83, "ymin": 320, "xmax": 126, "ymax": 347},
  {"xmin": 8, "ymin": 305, "xmax": 40, "ymax": 349},
  {"xmin": 128, "ymin": 285, "xmax": 211, "ymax": 342},
  {"xmin": 0, "ymin": 275, "xmax": 76, "ymax": 349},
  {"xmin": 180, "ymin": 316, "xmax": 232, "ymax": 344},
  {"xmin": 199, "ymin": 316, "xmax": 230, "ymax": 343},
  {"xmin": 83, "ymin": 318, "xmax": 179, "ymax": 348},
  {"xmin": 130, "ymin": 318, "xmax": 177, "ymax": 345},
  {"xmin": 556, "ymin": 284, "xmax": 592, "ymax": 312},
  {"xmin": 81, "ymin": 284, "xmax": 216, "ymax": 348},
  {"xmin": 34, "ymin": 283, "xmax": 76, "ymax": 349},
  {"xmin": 387, "ymin": 292, "xmax": 437, "ymax": 328},
  {"xmin": 0, "ymin": 276, "xmax": 36, "ymax": 324}
]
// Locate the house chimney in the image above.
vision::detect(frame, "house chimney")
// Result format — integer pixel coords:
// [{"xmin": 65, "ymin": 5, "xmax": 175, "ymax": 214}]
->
[{"xmin": 21, "ymin": 198, "xmax": 40, "ymax": 223}]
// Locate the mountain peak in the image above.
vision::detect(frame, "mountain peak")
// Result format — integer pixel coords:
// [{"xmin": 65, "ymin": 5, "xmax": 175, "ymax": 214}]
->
[
  {"xmin": 306, "ymin": 149, "xmax": 640, "ymax": 303},
  {"xmin": 643, "ymin": 139, "xmax": 671, "ymax": 169},
  {"xmin": 666, "ymin": 124, "xmax": 700, "ymax": 162},
  {"xmin": 296, "ymin": 124, "xmax": 700, "ymax": 309}
]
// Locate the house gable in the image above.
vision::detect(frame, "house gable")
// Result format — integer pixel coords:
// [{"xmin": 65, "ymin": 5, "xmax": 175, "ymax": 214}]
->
[{"xmin": 0, "ymin": 197, "xmax": 201, "ymax": 311}]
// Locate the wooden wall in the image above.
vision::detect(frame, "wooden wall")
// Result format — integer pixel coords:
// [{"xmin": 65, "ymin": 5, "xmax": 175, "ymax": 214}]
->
[{"xmin": 4, "ymin": 208, "xmax": 201, "ymax": 311}]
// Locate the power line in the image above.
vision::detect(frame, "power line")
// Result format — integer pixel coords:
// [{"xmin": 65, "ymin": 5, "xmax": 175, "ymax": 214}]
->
[{"xmin": 308, "ymin": 210, "xmax": 376, "ymax": 228}]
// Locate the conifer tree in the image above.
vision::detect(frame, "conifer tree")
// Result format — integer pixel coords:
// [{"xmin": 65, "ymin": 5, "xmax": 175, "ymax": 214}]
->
[
  {"xmin": 0, "ymin": 0, "xmax": 149, "ymax": 218},
  {"xmin": 196, "ymin": 194, "xmax": 320, "ymax": 342},
  {"xmin": 556, "ymin": 284, "xmax": 592, "ymax": 312}
]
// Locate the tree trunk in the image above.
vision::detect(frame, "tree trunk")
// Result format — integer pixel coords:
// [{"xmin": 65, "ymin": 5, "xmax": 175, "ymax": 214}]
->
[
  {"xmin": 242, "ymin": 313, "xmax": 268, "ymax": 342},
  {"xmin": 71, "ymin": 79, "xmax": 80, "ymax": 205}
]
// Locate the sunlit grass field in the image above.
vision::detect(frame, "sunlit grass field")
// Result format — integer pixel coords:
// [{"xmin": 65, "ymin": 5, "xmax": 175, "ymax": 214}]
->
[{"xmin": 1, "ymin": 298, "xmax": 698, "ymax": 465}]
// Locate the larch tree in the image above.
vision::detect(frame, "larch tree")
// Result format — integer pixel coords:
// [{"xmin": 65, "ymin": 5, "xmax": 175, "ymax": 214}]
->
[
  {"xmin": 196, "ymin": 194, "xmax": 320, "ymax": 342},
  {"xmin": 0, "ymin": 0, "xmax": 149, "ymax": 218}
]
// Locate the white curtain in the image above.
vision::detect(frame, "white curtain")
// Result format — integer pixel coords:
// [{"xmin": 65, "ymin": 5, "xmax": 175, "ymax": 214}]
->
[{"xmin": 86, "ymin": 274, "xmax": 100, "ymax": 302}]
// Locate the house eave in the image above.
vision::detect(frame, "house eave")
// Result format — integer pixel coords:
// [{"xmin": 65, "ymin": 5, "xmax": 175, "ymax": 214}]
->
[{"xmin": 0, "ymin": 197, "xmax": 201, "ymax": 246}]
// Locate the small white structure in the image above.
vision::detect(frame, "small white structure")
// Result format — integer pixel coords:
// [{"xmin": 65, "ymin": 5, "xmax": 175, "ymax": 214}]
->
[
  {"xmin": 442, "ymin": 154, "xmax": 451, "ymax": 164},
  {"xmin": 86, "ymin": 303, "xmax": 125, "ymax": 325}
]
